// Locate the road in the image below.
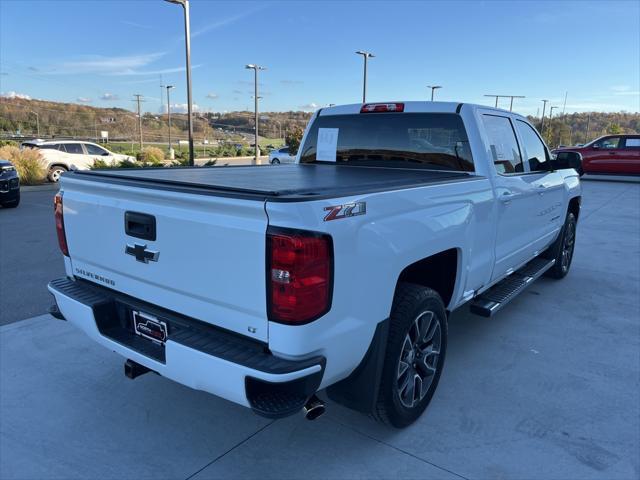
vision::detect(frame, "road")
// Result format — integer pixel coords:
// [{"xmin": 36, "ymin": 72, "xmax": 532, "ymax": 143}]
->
[
  {"xmin": 0, "ymin": 185, "xmax": 64, "ymax": 325},
  {"xmin": 1, "ymin": 179, "xmax": 638, "ymax": 479}
]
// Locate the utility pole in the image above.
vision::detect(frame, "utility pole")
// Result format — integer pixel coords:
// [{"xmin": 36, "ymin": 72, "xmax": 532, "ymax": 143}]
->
[
  {"xmin": 245, "ymin": 64, "xmax": 265, "ymax": 165},
  {"xmin": 133, "ymin": 94, "xmax": 144, "ymax": 150},
  {"xmin": 585, "ymin": 113, "xmax": 591, "ymax": 144},
  {"xmin": 562, "ymin": 91, "xmax": 568, "ymax": 116},
  {"xmin": 540, "ymin": 99, "xmax": 549, "ymax": 132},
  {"xmin": 30, "ymin": 111, "xmax": 40, "ymax": 137},
  {"xmin": 355, "ymin": 51, "xmax": 375, "ymax": 103},
  {"xmin": 166, "ymin": 85, "xmax": 175, "ymax": 159},
  {"xmin": 547, "ymin": 106, "xmax": 558, "ymax": 145},
  {"xmin": 427, "ymin": 85, "xmax": 442, "ymax": 101}
]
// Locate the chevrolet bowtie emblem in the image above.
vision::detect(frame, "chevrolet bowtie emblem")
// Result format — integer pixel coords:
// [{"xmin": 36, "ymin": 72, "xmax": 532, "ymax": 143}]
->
[{"xmin": 125, "ymin": 243, "xmax": 160, "ymax": 263}]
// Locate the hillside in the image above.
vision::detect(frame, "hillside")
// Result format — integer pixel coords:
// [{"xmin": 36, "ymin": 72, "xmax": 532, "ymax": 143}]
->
[
  {"xmin": 0, "ymin": 97, "xmax": 313, "ymax": 144},
  {"xmin": 1, "ymin": 97, "xmax": 637, "ymax": 148}
]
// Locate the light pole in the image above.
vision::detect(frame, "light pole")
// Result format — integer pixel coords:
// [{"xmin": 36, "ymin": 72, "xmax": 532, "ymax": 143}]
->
[
  {"xmin": 166, "ymin": 85, "xmax": 175, "ymax": 158},
  {"xmin": 165, "ymin": 0, "xmax": 194, "ymax": 166},
  {"xmin": 547, "ymin": 106, "xmax": 558, "ymax": 144},
  {"xmin": 245, "ymin": 64, "xmax": 265, "ymax": 165},
  {"xmin": 484, "ymin": 94, "xmax": 500, "ymax": 108},
  {"xmin": 540, "ymin": 99, "xmax": 549, "ymax": 132},
  {"xmin": 355, "ymin": 50, "xmax": 374, "ymax": 103},
  {"xmin": 427, "ymin": 85, "xmax": 442, "ymax": 101},
  {"xmin": 30, "ymin": 111, "xmax": 40, "ymax": 137}
]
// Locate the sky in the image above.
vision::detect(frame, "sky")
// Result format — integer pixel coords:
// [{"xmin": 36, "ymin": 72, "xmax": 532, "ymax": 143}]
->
[{"xmin": 0, "ymin": 0, "xmax": 639, "ymax": 116}]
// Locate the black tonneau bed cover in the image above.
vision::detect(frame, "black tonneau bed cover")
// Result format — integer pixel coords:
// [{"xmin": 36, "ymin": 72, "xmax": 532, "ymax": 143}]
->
[{"xmin": 70, "ymin": 164, "xmax": 476, "ymax": 202}]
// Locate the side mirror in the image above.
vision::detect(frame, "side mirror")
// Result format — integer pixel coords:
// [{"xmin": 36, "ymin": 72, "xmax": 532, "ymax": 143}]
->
[{"xmin": 554, "ymin": 151, "xmax": 583, "ymax": 176}]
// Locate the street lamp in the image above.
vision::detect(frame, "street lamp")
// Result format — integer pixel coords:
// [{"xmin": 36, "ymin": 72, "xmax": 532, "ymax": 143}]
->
[
  {"xmin": 165, "ymin": 0, "xmax": 194, "ymax": 166},
  {"xmin": 245, "ymin": 64, "xmax": 266, "ymax": 165},
  {"xmin": 355, "ymin": 51, "xmax": 375, "ymax": 103},
  {"xmin": 540, "ymin": 99, "xmax": 549, "ymax": 132},
  {"xmin": 427, "ymin": 85, "xmax": 442, "ymax": 101},
  {"xmin": 166, "ymin": 85, "xmax": 175, "ymax": 158},
  {"xmin": 30, "ymin": 111, "xmax": 40, "ymax": 137}
]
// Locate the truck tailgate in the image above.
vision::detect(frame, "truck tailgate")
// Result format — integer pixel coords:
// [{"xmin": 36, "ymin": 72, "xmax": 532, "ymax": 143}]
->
[{"xmin": 61, "ymin": 175, "xmax": 269, "ymax": 342}]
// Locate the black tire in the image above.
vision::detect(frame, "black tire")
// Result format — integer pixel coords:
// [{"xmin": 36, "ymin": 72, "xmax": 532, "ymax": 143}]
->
[
  {"xmin": 271, "ymin": 158, "xmax": 280, "ymax": 165},
  {"xmin": 544, "ymin": 211, "xmax": 577, "ymax": 279},
  {"xmin": 1, "ymin": 192, "xmax": 20, "ymax": 208},
  {"xmin": 48, "ymin": 165, "xmax": 67, "ymax": 183},
  {"xmin": 373, "ymin": 283, "xmax": 447, "ymax": 428}
]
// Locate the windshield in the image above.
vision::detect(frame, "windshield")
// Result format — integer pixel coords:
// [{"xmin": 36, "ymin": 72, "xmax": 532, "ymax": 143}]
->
[{"xmin": 299, "ymin": 112, "xmax": 474, "ymax": 172}]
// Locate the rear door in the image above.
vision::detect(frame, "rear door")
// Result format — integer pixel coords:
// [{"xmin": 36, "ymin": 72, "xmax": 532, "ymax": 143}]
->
[
  {"xmin": 61, "ymin": 142, "xmax": 94, "ymax": 170},
  {"xmin": 479, "ymin": 112, "xmax": 541, "ymax": 280},
  {"xmin": 62, "ymin": 177, "xmax": 270, "ymax": 341},
  {"xmin": 620, "ymin": 136, "xmax": 640, "ymax": 174}
]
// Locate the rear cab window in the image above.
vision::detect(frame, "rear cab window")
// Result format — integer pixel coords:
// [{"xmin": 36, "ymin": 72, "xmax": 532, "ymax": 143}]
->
[{"xmin": 299, "ymin": 112, "xmax": 474, "ymax": 172}]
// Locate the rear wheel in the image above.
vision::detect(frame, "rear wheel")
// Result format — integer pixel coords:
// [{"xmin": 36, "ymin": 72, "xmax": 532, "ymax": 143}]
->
[
  {"xmin": 373, "ymin": 283, "xmax": 447, "ymax": 428},
  {"xmin": 48, "ymin": 165, "xmax": 67, "ymax": 182},
  {"xmin": 271, "ymin": 158, "xmax": 280, "ymax": 165},
  {"xmin": 544, "ymin": 211, "xmax": 577, "ymax": 279}
]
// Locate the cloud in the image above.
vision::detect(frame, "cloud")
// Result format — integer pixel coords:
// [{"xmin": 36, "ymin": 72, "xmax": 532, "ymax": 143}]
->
[
  {"xmin": 77, "ymin": 97, "xmax": 92, "ymax": 103},
  {"xmin": 121, "ymin": 20, "xmax": 152, "ymax": 29},
  {"xmin": 42, "ymin": 52, "xmax": 166, "ymax": 75},
  {"xmin": 298, "ymin": 102, "xmax": 319, "ymax": 111},
  {"xmin": 610, "ymin": 86, "xmax": 640, "ymax": 96},
  {"xmin": 232, "ymin": 89, "xmax": 243, "ymax": 95},
  {"xmin": 191, "ymin": 5, "xmax": 269, "ymax": 38},
  {"xmin": 1, "ymin": 91, "xmax": 31, "ymax": 100},
  {"xmin": 100, "ymin": 93, "xmax": 120, "ymax": 101},
  {"xmin": 111, "ymin": 64, "xmax": 203, "ymax": 77},
  {"xmin": 281, "ymin": 79, "xmax": 303, "ymax": 85},
  {"xmin": 119, "ymin": 78, "xmax": 161, "ymax": 85},
  {"xmin": 206, "ymin": 93, "xmax": 219, "ymax": 99},
  {"xmin": 167, "ymin": 103, "xmax": 200, "ymax": 114}
]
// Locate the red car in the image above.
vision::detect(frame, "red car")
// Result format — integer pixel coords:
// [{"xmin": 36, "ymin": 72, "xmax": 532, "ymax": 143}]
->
[{"xmin": 555, "ymin": 135, "xmax": 640, "ymax": 175}]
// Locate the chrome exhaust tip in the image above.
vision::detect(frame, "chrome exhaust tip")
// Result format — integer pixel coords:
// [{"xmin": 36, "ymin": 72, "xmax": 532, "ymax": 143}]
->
[{"xmin": 303, "ymin": 395, "xmax": 326, "ymax": 420}]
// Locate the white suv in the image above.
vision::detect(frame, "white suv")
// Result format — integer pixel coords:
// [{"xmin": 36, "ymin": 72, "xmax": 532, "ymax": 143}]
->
[{"xmin": 22, "ymin": 140, "xmax": 135, "ymax": 182}]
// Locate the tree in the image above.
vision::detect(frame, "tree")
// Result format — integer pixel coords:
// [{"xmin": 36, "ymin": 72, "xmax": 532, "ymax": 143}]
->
[
  {"xmin": 607, "ymin": 123, "xmax": 623, "ymax": 134},
  {"xmin": 285, "ymin": 126, "xmax": 304, "ymax": 155}
]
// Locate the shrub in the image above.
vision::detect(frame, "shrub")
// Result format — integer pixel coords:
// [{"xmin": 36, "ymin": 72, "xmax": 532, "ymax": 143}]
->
[
  {"xmin": 138, "ymin": 146, "xmax": 165, "ymax": 164},
  {"xmin": 0, "ymin": 145, "xmax": 46, "ymax": 185},
  {"xmin": 91, "ymin": 159, "xmax": 115, "ymax": 169},
  {"xmin": 0, "ymin": 140, "xmax": 18, "ymax": 148}
]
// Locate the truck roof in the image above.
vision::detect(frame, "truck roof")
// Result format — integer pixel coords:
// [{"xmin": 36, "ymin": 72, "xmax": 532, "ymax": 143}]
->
[{"xmin": 319, "ymin": 101, "xmax": 525, "ymax": 118}]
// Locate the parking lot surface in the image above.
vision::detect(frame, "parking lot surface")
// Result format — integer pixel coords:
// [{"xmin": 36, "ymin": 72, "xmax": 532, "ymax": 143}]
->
[{"xmin": 1, "ymin": 179, "xmax": 639, "ymax": 479}]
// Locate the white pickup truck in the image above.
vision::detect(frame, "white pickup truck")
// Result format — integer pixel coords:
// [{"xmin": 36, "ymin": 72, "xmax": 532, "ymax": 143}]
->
[{"xmin": 48, "ymin": 102, "xmax": 582, "ymax": 428}]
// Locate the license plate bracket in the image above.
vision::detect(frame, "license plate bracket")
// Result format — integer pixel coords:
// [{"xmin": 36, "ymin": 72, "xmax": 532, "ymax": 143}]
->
[{"xmin": 132, "ymin": 310, "xmax": 168, "ymax": 345}]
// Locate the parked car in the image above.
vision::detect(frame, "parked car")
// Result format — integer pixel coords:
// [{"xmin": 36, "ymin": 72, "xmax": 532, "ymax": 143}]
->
[
  {"xmin": 553, "ymin": 134, "xmax": 640, "ymax": 175},
  {"xmin": 22, "ymin": 140, "xmax": 135, "ymax": 182},
  {"xmin": 268, "ymin": 146, "xmax": 295, "ymax": 164},
  {"xmin": 48, "ymin": 101, "xmax": 581, "ymax": 428},
  {"xmin": 0, "ymin": 159, "xmax": 20, "ymax": 208}
]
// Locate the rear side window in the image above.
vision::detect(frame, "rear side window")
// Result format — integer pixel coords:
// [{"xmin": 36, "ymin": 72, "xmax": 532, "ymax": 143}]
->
[
  {"xmin": 39, "ymin": 144, "xmax": 61, "ymax": 150},
  {"xmin": 624, "ymin": 138, "xmax": 640, "ymax": 148},
  {"xmin": 299, "ymin": 113, "xmax": 474, "ymax": 172},
  {"xmin": 515, "ymin": 120, "xmax": 549, "ymax": 172},
  {"xmin": 61, "ymin": 143, "xmax": 84, "ymax": 154},
  {"xmin": 481, "ymin": 114, "xmax": 523, "ymax": 174}
]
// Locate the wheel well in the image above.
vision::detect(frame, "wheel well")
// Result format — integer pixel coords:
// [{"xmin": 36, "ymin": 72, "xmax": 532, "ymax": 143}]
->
[
  {"xmin": 397, "ymin": 249, "xmax": 458, "ymax": 307},
  {"xmin": 569, "ymin": 196, "xmax": 581, "ymax": 220},
  {"xmin": 49, "ymin": 163, "xmax": 68, "ymax": 171}
]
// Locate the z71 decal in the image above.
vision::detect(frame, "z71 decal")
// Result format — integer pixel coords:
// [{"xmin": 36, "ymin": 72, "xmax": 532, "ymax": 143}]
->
[{"xmin": 323, "ymin": 202, "xmax": 367, "ymax": 221}]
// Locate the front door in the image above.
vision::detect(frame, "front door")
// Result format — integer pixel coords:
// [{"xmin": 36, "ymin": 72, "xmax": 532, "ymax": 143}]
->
[{"xmin": 480, "ymin": 113, "xmax": 541, "ymax": 281}]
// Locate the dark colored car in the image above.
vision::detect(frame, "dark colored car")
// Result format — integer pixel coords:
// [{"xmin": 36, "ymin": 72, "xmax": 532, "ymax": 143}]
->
[
  {"xmin": 0, "ymin": 159, "xmax": 20, "ymax": 208},
  {"xmin": 554, "ymin": 135, "xmax": 640, "ymax": 175}
]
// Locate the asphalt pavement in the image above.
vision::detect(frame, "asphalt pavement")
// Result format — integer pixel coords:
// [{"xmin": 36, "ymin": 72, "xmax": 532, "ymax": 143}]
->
[
  {"xmin": 0, "ymin": 179, "xmax": 638, "ymax": 479},
  {"xmin": 0, "ymin": 185, "xmax": 64, "ymax": 325}
]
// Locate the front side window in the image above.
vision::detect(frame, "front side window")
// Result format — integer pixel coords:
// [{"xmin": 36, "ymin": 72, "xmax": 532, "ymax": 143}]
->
[
  {"xmin": 515, "ymin": 120, "xmax": 549, "ymax": 172},
  {"xmin": 299, "ymin": 113, "xmax": 474, "ymax": 172},
  {"xmin": 594, "ymin": 137, "xmax": 621, "ymax": 149},
  {"xmin": 481, "ymin": 114, "xmax": 523, "ymax": 174},
  {"xmin": 62, "ymin": 143, "xmax": 84, "ymax": 154},
  {"xmin": 280, "ymin": 147, "xmax": 289, "ymax": 154},
  {"xmin": 85, "ymin": 144, "xmax": 108, "ymax": 155}
]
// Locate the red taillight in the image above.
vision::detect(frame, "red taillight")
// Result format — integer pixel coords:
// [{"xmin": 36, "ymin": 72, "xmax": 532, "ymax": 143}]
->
[
  {"xmin": 54, "ymin": 192, "xmax": 69, "ymax": 256},
  {"xmin": 360, "ymin": 102, "xmax": 405, "ymax": 113},
  {"xmin": 267, "ymin": 228, "xmax": 333, "ymax": 324}
]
